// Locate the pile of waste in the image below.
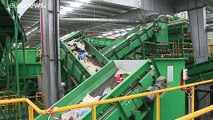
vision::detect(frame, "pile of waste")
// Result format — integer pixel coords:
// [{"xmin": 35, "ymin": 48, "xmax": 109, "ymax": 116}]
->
[
  {"xmin": 67, "ymin": 41, "xmax": 101, "ymax": 74},
  {"xmin": 67, "ymin": 41, "xmax": 87, "ymax": 60},
  {"xmin": 61, "ymin": 94, "xmax": 101, "ymax": 120}
]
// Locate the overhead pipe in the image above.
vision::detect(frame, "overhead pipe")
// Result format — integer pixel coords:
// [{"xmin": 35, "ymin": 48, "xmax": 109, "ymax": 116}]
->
[
  {"xmin": 60, "ymin": 18, "xmax": 150, "ymax": 24},
  {"xmin": 25, "ymin": 17, "xmax": 152, "ymax": 35}
]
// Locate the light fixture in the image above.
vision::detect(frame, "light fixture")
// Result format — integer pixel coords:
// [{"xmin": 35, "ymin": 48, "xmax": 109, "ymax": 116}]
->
[
  {"xmin": 120, "ymin": 29, "xmax": 126, "ymax": 32},
  {"xmin": 114, "ymin": 30, "xmax": 120, "ymax": 33},
  {"xmin": 60, "ymin": 10, "xmax": 67, "ymax": 15},
  {"xmin": 78, "ymin": 0, "xmax": 92, "ymax": 3},
  {"xmin": 107, "ymin": 32, "xmax": 113, "ymax": 35},
  {"xmin": 102, "ymin": 33, "xmax": 108, "ymax": 36},
  {"xmin": 126, "ymin": 27, "xmax": 133, "ymax": 31},
  {"xmin": 69, "ymin": 2, "xmax": 83, "ymax": 8},
  {"xmin": 60, "ymin": 7, "xmax": 74, "ymax": 15},
  {"xmin": 61, "ymin": 7, "xmax": 74, "ymax": 12}
]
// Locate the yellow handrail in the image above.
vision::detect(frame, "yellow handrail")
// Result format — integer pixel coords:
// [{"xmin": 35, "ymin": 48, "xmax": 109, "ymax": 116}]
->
[
  {"xmin": 0, "ymin": 98, "xmax": 46, "ymax": 114},
  {"xmin": 176, "ymin": 105, "xmax": 213, "ymax": 120},
  {"xmin": 0, "ymin": 79, "xmax": 212, "ymax": 120},
  {"xmin": 156, "ymin": 93, "xmax": 161, "ymax": 120}
]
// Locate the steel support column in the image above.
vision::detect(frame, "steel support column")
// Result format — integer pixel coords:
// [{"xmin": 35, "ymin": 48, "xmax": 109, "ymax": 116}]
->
[
  {"xmin": 41, "ymin": 0, "xmax": 61, "ymax": 107},
  {"xmin": 188, "ymin": 7, "xmax": 208, "ymax": 63},
  {"xmin": 188, "ymin": 6, "xmax": 209, "ymax": 120}
]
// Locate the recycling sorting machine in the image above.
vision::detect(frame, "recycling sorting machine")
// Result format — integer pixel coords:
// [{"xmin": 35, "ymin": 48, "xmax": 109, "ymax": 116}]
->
[
  {"xmin": 37, "ymin": 59, "xmax": 186, "ymax": 120},
  {"xmin": 58, "ymin": 19, "xmax": 194, "ymax": 93},
  {"xmin": 35, "ymin": 19, "xmax": 194, "ymax": 120},
  {"xmin": 0, "ymin": 0, "xmax": 212, "ymax": 119}
]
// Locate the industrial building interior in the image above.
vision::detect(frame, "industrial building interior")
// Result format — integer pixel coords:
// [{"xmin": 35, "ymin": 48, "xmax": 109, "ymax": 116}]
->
[{"xmin": 0, "ymin": 0, "xmax": 213, "ymax": 120}]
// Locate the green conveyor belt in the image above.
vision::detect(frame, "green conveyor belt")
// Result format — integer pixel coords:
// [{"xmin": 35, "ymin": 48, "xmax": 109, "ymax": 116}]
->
[
  {"xmin": 59, "ymin": 19, "xmax": 192, "ymax": 100},
  {"xmin": 37, "ymin": 58, "xmax": 186, "ymax": 120},
  {"xmin": 187, "ymin": 59, "xmax": 213, "ymax": 83},
  {"xmin": 100, "ymin": 21, "xmax": 168, "ymax": 60},
  {"xmin": 59, "ymin": 19, "xmax": 191, "ymax": 90},
  {"xmin": 60, "ymin": 32, "xmax": 109, "ymax": 91}
]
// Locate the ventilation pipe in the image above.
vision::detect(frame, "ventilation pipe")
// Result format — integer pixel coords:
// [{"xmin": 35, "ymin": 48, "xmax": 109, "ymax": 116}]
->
[{"xmin": 60, "ymin": 18, "xmax": 149, "ymax": 24}]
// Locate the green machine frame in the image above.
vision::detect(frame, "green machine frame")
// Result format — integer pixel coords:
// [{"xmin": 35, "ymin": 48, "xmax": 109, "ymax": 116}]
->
[{"xmin": 0, "ymin": 0, "xmax": 31, "ymax": 119}]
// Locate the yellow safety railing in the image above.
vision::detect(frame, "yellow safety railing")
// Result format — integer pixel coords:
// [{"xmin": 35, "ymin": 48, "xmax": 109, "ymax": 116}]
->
[
  {"xmin": 176, "ymin": 105, "xmax": 213, "ymax": 120},
  {"xmin": 0, "ymin": 79, "xmax": 213, "ymax": 120}
]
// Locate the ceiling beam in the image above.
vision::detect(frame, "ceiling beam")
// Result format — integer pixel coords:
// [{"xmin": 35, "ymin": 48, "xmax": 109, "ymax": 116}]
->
[{"xmin": 98, "ymin": 0, "xmax": 206, "ymax": 14}]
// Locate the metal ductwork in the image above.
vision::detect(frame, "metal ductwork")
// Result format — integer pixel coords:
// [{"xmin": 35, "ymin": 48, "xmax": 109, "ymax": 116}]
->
[{"xmin": 60, "ymin": 18, "xmax": 147, "ymax": 24}]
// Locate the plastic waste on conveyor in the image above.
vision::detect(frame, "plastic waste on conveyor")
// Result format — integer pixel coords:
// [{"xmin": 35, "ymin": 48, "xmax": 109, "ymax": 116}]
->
[{"xmin": 60, "ymin": 32, "xmax": 109, "ymax": 90}]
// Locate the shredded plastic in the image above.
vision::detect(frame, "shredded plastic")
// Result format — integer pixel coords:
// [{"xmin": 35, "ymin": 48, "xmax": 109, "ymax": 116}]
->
[
  {"xmin": 61, "ymin": 94, "xmax": 101, "ymax": 120},
  {"xmin": 102, "ymin": 87, "xmax": 111, "ymax": 96}
]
